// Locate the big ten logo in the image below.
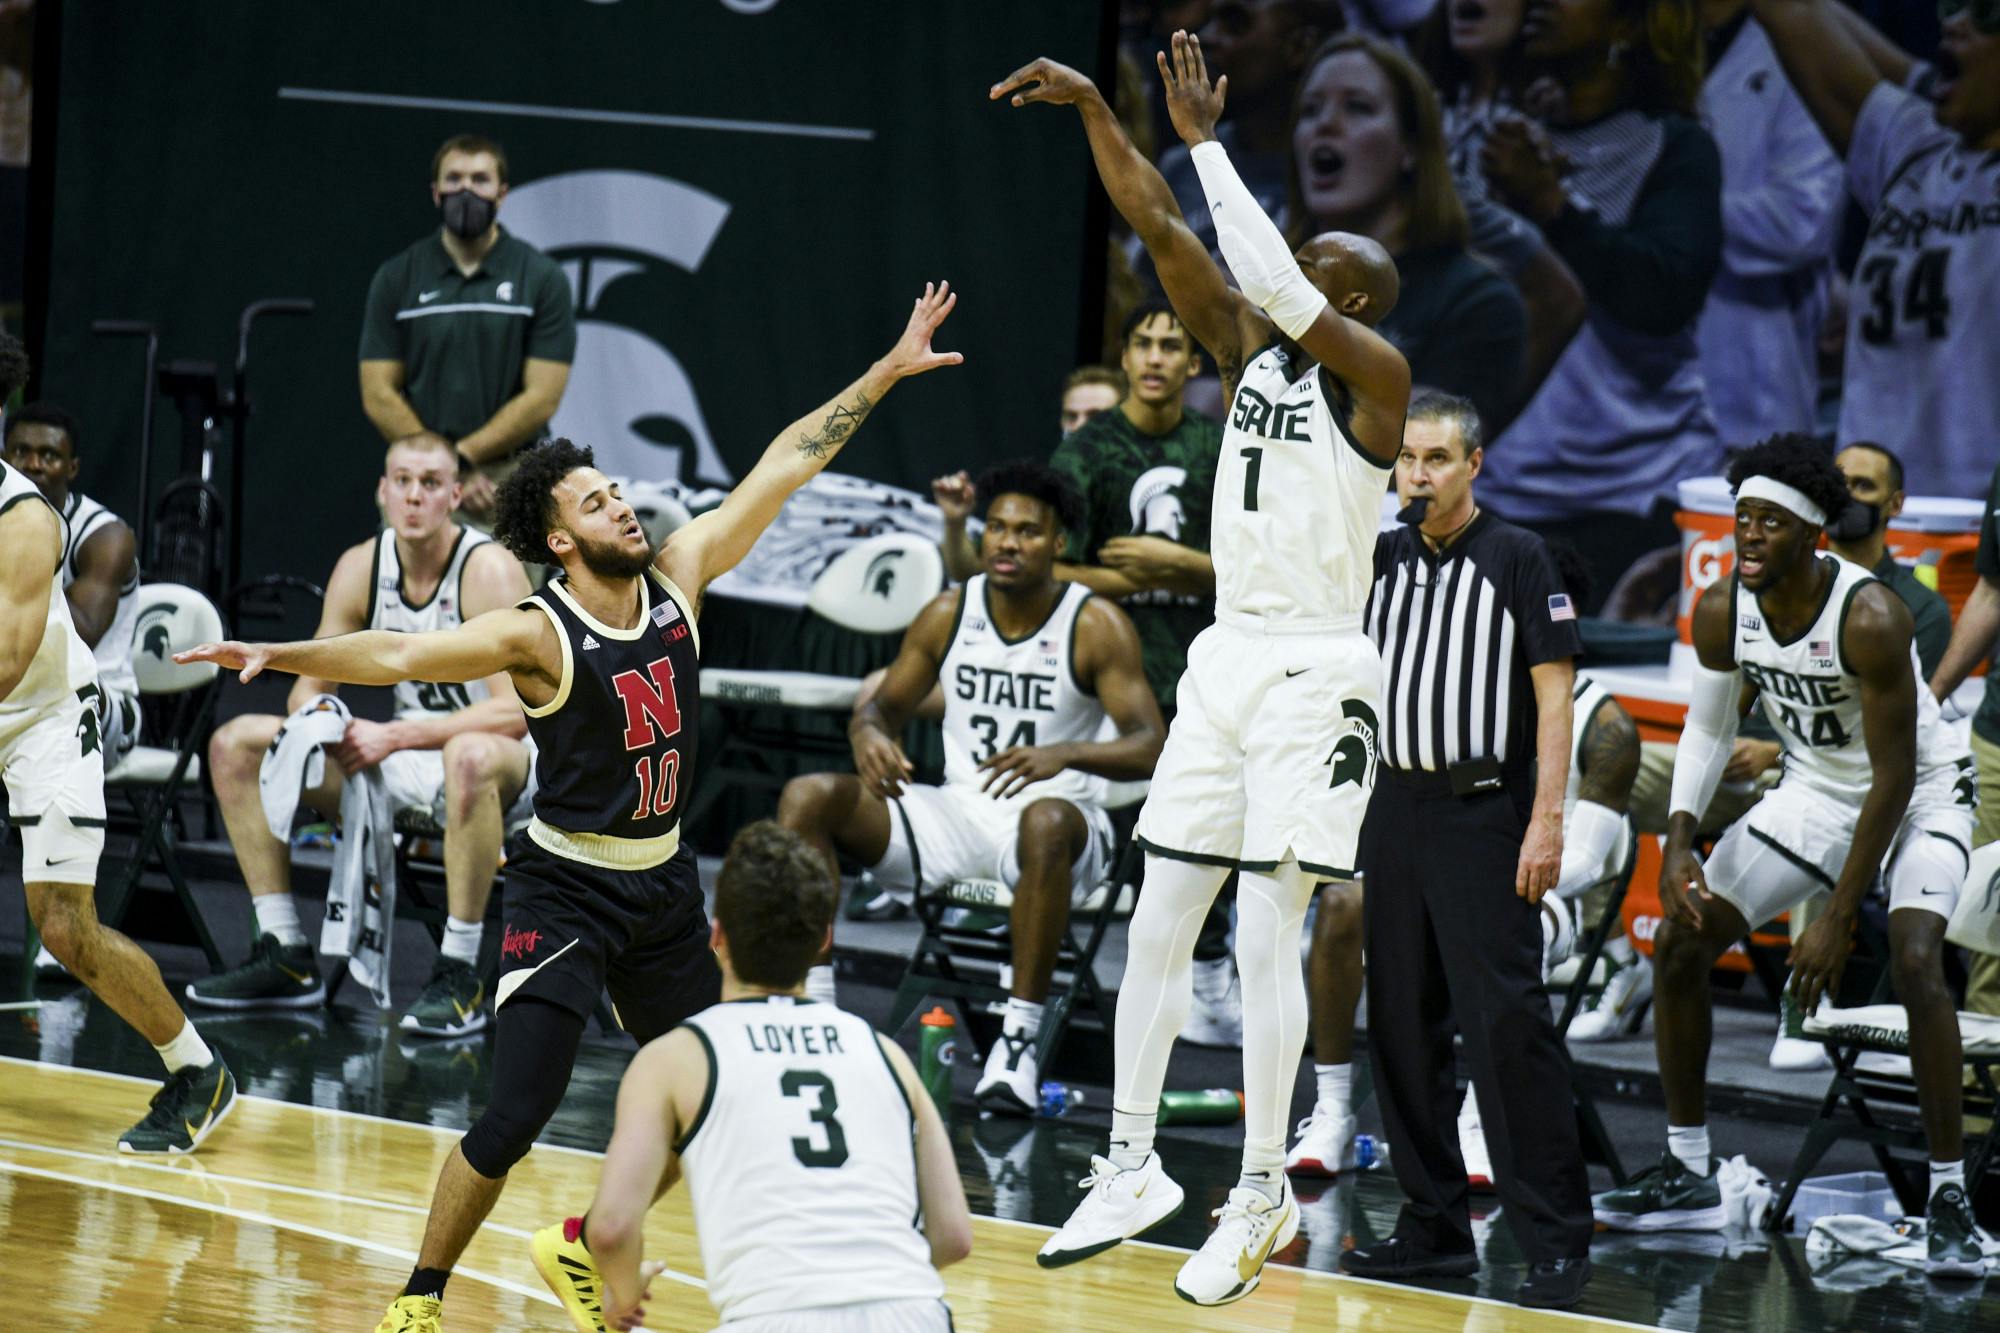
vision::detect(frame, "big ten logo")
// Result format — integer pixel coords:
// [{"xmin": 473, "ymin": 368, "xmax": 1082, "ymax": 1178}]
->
[{"xmin": 506, "ymin": 171, "xmax": 739, "ymax": 487}]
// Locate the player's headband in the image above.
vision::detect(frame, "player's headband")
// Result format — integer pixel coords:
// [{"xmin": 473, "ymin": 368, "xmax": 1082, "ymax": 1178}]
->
[{"xmin": 1734, "ymin": 476, "xmax": 1826, "ymax": 527}]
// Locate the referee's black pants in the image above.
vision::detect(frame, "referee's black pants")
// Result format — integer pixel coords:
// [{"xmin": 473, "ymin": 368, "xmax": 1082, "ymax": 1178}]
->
[{"xmin": 1358, "ymin": 768, "xmax": 1594, "ymax": 1264}]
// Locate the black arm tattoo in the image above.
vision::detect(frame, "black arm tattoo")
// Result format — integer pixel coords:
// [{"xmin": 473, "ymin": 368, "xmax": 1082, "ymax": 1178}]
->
[
  {"xmin": 1576, "ymin": 696, "xmax": 1642, "ymax": 812},
  {"xmin": 797, "ymin": 391, "xmax": 874, "ymax": 460}
]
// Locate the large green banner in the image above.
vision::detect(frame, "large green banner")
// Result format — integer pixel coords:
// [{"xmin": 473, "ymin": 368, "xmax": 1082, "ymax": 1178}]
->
[{"xmin": 39, "ymin": 0, "xmax": 1105, "ymax": 601}]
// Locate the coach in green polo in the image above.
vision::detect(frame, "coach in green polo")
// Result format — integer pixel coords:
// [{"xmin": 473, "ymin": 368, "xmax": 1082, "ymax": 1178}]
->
[{"xmin": 359, "ymin": 133, "xmax": 575, "ymax": 523}]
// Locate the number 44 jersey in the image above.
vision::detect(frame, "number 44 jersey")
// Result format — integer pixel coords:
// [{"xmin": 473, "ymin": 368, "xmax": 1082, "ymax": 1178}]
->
[
  {"xmin": 940, "ymin": 576, "xmax": 1109, "ymax": 808},
  {"xmin": 677, "ymin": 995, "xmax": 945, "ymax": 1324}
]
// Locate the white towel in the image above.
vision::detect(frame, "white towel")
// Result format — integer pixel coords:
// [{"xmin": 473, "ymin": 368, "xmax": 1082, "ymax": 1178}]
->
[
  {"xmin": 257, "ymin": 694, "xmax": 350, "ymax": 840},
  {"xmin": 1807, "ymin": 1213, "xmax": 2000, "ymax": 1270},
  {"xmin": 322, "ymin": 763, "xmax": 398, "ymax": 1008},
  {"xmin": 1716, "ymin": 1154, "xmax": 1774, "ymax": 1230}
]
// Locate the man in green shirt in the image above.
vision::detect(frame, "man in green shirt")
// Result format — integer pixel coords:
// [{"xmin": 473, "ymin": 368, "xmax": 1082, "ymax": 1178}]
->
[
  {"xmin": 358, "ymin": 134, "xmax": 576, "ymax": 524},
  {"xmin": 1931, "ymin": 455, "xmax": 2000, "ymax": 1018},
  {"xmin": 1833, "ymin": 444, "xmax": 1953, "ymax": 676}
]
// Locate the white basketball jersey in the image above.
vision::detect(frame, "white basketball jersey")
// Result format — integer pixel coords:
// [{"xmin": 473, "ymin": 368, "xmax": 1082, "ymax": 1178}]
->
[
  {"xmin": 60, "ymin": 491, "xmax": 139, "ymax": 699},
  {"xmin": 367, "ymin": 527, "xmax": 493, "ymax": 720},
  {"xmin": 677, "ymin": 997, "xmax": 943, "ymax": 1323},
  {"xmin": 1212, "ymin": 345, "xmax": 1393, "ymax": 625},
  {"xmin": 940, "ymin": 576, "xmax": 1110, "ymax": 807},
  {"xmin": 0, "ymin": 461, "xmax": 96, "ymax": 719},
  {"xmin": 1734, "ymin": 555, "xmax": 1965, "ymax": 802},
  {"xmin": 1565, "ymin": 672, "xmax": 1614, "ymax": 812}
]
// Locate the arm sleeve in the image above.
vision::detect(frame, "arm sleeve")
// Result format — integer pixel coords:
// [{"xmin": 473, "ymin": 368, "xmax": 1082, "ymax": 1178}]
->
[
  {"xmin": 1846, "ymin": 80, "xmax": 1952, "ymax": 214},
  {"xmin": 1669, "ymin": 663, "xmax": 1743, "ymax": 822},
  {"xmin": 357, "ymin": 261, "xmax": 402, "ymax": 362},
  {"xmin": 525, "ymin": 259, "xmax": 577, "ymax": 363},
  {"xmin": 1404, "ymin": 266, "xmax": 1526, "ymax": 435},
  {"xmin": 1189, "ymin": 141, "xmax": 1328, "ymax": 339},
  {"xmin": 1540, "ymin": 118, "xmax": 1723, "ymax": 334},
  {"xmin": 1510, "ymin": 537, "xmax": 1585, "ymax": 666},
  {"xmin": 1047, "ymin": 436, "xmax": 1093, "ymax": 564},
  {"xmin": 1556, "ymin": 799, "xmax": 1629, "ymax": 899}
]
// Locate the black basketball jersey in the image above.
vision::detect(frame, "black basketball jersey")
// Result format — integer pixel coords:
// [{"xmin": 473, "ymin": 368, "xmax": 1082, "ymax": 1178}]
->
[{"xmin": 518, "ymin": 568, "xmax": 700, "ymax": 864}]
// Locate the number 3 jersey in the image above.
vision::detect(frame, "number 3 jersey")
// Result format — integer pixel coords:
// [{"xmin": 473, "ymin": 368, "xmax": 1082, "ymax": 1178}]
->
[
  {"xmin": 518, "ymin": 568, "xmax": 699, "ymax": 855},
  {"xmin": 941, "ymin": 576, "xmax": 1109, "ymax": 808},
  {"xmin": 369, "ymin": 526, "xmax": 495, "ymax": 719},
  {"xmin": 1733, "ymin": 555, "xmax": 1966, "ymax": 804},
  {"xmin": 676, "ymin": 996, "xmax": 943, "ymax": 1323}
]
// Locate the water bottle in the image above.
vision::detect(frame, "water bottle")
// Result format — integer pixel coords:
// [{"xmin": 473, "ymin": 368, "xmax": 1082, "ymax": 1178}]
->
[
  {"xmin": 1038, "ymin": 1081, "xmax": 1086, "ymax": 1118},
  {"xmin": 1352, "ymin": 1133, "xmax": 1390, "ymax": 1171},
  {"xmin": 1157, "ymin": 1088, "xmax": 1244, "ymax": 1126},
  {"xmin": 917, "ymin": 1006, "xmax": 956, "ymax": 1116}
]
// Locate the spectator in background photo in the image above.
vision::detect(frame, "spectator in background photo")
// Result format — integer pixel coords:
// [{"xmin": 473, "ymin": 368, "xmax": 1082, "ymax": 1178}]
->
[
  {"xmin": 1753, "ymin": 0, "xmax": 2000, "ymax": 498},
  {"xmin": 1061, "ymin": 365, "xmax": 1128, "ymax": 435},
  {"xmin": 1693, "ymin": 0, "xmax": 1843, "ymax": 447},
  {"xmin": 359, "ymin": 134, "xmax": 576, "ymax": 527},
  {"xmin": 1476, "ymin": 0, "xmax": 1725, "ymax": 611},
  {"xmin": 1286, "ymin": 32, "xmax": 1535, "ymax": 435}
]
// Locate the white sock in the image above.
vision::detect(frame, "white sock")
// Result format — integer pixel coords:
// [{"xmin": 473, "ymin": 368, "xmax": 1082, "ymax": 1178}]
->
[
  {"xmin": 804, "ymin": 965, "xmax": 837, "ymax": 1006},
  {"xmin": 440, "ymin": 917, "xmax": 482, "ymax": 965},
  {"xmin": 1236, "ymin": 865, "xmax": 1315, "ymax": 1206},
  {"xmin": 1003, "ymin": 996, "xmax": 1043, "ymax": 1041},
  {"xmin": 154, "ymin": 1019, "xmax": 214, "ymax": 1074},
  {"xmin": 1667, "ymin": 1123, "xmax": 1711, "ymax": 1176},
  {"xmin": 1605, "ymin": 933, "xmax": 1636, "ymax": 966},
  {"xmin": 1931, "ymin": 1159, "xmax": 1965, "ymax": 1195},
  {"xmin": 252, "ymin": 893, "xmax": 306, "ymax": 948},
  {"xmin": 1109, "ymin": 1106, "xmax": 1156, "ymax": 1172},
  {"xmin": 1314, "ymin": 1062, "xmax": 1352, "ymax": 1115}
]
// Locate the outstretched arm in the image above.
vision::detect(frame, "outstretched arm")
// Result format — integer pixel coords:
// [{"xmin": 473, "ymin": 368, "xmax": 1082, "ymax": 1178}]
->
[
  {"xmin": 176, "ymin": 605, "xmax": 554, "ymax": 692},
  {"xmin": 0, "ymin": 499, "xmax": 61, "ymax": 701},
  {"xmin": 992, "ymin": 56, "xmax": 1261, "ymax": 388},
  {"xmin": 657, "ymin": 284, "xmax": 962, "ymax": 599},
  {"xmin": 1752, "ymin": 0, "xmax": 1891, "ymax": 155}
]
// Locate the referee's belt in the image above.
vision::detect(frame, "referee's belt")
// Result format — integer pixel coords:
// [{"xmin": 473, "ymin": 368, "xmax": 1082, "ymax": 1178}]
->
[
  {"xmin": 1380, "ymin": 757, "xmax": 1507, "ymax": 797},
  {"xmin": 528, "ymin": 815, "xmax": 680, "ymax": 870}
]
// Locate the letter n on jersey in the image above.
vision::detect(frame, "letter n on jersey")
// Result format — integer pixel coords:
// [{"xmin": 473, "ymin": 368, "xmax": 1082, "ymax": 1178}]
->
[{"xmin": 613, "ymin": 659, "xmax": 684, "ymax": 750}]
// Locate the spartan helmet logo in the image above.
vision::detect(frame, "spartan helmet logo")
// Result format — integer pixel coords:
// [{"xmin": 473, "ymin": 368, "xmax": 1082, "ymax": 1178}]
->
[
  {"xmin": 864, "ymin": 549, "xmax": 903, "ymax": 598},
  {"xmin": 1324, "ymin": 698, "xmax": 1379, "ymax": 790},
  {"xmin": 1128, "ymin": 465, "xmax": 1188, "ymax": 540},
  {"xmin": 504, "ymin": 170, "xmax": 738, "ymax": 486}
]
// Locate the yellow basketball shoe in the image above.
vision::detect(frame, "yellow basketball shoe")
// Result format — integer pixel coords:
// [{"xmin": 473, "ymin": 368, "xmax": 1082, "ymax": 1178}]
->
[
  {"xmin": 531, "ymin": 1217, "xmax": 609, "ymax": 1332},
  {"xmin": 373, "ymin": 1294, "xmax": 441, "ymax": 1332}
]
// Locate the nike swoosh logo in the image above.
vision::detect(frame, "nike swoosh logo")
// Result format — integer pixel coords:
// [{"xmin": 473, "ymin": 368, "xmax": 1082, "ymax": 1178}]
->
[
  {"xmin": 1285, "ymin": 668, "xmax": 1310, "ymax": 678},
  {"xmin": 1237, "ymin": 1203, "xmax": 1291, "ymax": 1281},
  {"xmin": 453, "ymin": 982, "xmax": 485, "ymax": 1022},
  {"xmin": 418, "ymin": 290, "xmax": 441, "ymax": 303},
  {"xmin": 277, "ymin": 962, "xmax": 312, "ymax": 983}
]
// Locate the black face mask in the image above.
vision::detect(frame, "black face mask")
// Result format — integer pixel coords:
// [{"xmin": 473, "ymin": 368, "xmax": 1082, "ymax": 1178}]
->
[
  {"xmin": 439, "ymin": 189, "xmax": 497, "ymax": 239},
  {"xmin": 1828, "ymin": 499, "xmax": 1881, "ymax": 543},
  {"xmin": 1397, "ymin": 495, "xmax": 1430, "ymax": 527}
]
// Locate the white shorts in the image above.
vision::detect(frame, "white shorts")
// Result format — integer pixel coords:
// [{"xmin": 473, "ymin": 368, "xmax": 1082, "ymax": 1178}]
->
[
  {"xmin": 372, "ymin": 742, "xmax": 538, "ymax": 828},
  {"xmin": 1704, "ymin": 763, "xmax": 1977, "ymax": 927},
  {"xmin": 717, "ymin": 1298, "xmax": 952, "ymax": 1333},
  {"xmin": 0, "ymin": 692, "xmax": 107, "ymax": 886},
  {"xmin": 874, "ymin": 782, "xmax": 1114, "ymax": 902},
  {"xmin": 1135, "ymin": 620, "xmax": 1381, "ymax": 880}
]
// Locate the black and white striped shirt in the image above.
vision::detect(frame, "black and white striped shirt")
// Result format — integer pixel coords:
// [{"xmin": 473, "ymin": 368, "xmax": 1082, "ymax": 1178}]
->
[{"xmin": 1365, "ymin": 514, "xmax": 1582, "ymax": 774}]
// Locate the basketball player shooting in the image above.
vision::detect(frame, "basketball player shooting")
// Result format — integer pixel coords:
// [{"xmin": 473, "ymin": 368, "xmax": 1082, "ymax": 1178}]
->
[
  {"xmin": 993, "ymin": 33, "xmax": 1410, "ymax": 1305},
  {"xmin": 177, "ymin": 282, "xmax": 962, "ymax": 1333}
]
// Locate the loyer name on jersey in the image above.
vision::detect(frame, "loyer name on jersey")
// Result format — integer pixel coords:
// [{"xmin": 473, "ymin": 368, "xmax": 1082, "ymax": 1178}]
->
[
  {"xmin": 953, "ymin": 665, "xmax": 1058, "ymax": 711},
  {"xmin": 744, "ymin": 1020, "xmax": 847, "ymax": 1057},
  {"xmin": 1230, "ymin": 385, "xmax": 1312, "ymax": 443}
]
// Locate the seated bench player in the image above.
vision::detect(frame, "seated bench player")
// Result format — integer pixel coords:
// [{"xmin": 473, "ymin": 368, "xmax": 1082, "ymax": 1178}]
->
[{"xmin": 780, "ymin": 460, "xmax": 1165, "ymax": 1114}]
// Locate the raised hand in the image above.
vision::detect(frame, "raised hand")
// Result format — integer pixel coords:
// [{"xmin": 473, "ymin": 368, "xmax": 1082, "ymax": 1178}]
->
[
  {"xmin": 174, "ymin": 640, "xmax": 273, "ymax": 683},
  {"xmin": 990, "ymin": 57, "xmax": 1098, "ymax": 108},
  {"xmin": 1157, "ymin": 29, "xmax": 1227, "ymax": 148},
  {"xmin": 880, "ymin": 282, "xmax": 964, "ymax": 382},
  {"xmin": 931, "ymin": 471, "xmax": 976, "ymax": 523},
  {"xmin": 1480, "ymin": 117, "xmax": 1569, "ymax": 225}
]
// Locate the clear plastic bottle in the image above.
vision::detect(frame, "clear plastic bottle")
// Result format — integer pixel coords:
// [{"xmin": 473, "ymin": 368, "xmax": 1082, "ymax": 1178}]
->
[
  {"xmin": 1352, "ymin": 1133, "xmax": 1391, "ymax": 1171},
  {"xmin": 1038, "ymin": 1081, "xmax": 1087, "ymax": 1117}
]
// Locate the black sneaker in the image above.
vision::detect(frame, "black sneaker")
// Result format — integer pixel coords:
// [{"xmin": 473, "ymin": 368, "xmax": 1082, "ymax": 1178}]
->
[
  {"xmin": 1927, "ymin": 1182, "xmax": 1991, "ymax": 1279},
  {"xmin": 399, "ymin": 956, "xmax": 489, "ymax": 1037},
  {"xmin": 185, "ymin": 934, "xmax": 324, "ymax": 1009},
  {"xmin": 1518, "ymin": 1256, "xmax": 1592, "ymax": 1308},
  {"xmin": 118, "ymin": 1058, "xmax": 237, "ymax": 1154},
  {"xmin": 1337, "ymin": 1235, "xmax": 1479, "ymax": 1279},
  {"xmin": 1592, "ymin": 1152, "xmax": 1726, "ymax": 1232}
]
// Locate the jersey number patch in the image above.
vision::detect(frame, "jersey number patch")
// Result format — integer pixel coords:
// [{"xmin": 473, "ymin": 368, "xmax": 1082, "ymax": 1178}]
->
[
  {"xmin": 413, "ymin": 681, "xmax": 473, "ymax": 713},
  {"xmin": 630, "ymin": 752, "xmax": 681, "ymax": 821},
  {"xmin": 969, "ymin": 715, "xmax": 1036, "ymax": 762},
  {"xmin": 612, "ymin": 658, "xmax": 684, "ymax": 751},
  {"xmin": 1239, "ymin": 447, "xmax": 1263, "ymax": 513},
  {"xmin": 779, "ymin": 1070, "xmax": 849, "ymax": 1168},
  {"xmin": 1859, "ymin": 247, "xmax": 1950, "ymax": 344}
]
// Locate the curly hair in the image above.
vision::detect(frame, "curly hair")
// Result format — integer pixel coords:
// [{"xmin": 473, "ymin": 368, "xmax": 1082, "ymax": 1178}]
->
[
  {"xmin": 1726, "ymin": 432, "xmax": 1851, "ymax": 525},
  {"xmin": 0, "ymin": 332, "xmax": 30, "ymax": 406},
  {"xmin": 974, "ymin": 459, "xmax": 1083, "ymax": 535},
  {"xmin": 491, "ymin": 438, "xmax": 594, "ymax": 568},
  {"xmin": 714, "ymin": 821, "xmax": 838, "ymax": 991}
]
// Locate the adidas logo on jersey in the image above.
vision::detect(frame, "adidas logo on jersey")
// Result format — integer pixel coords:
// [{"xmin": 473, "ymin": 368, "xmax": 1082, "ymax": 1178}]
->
[{"xmin": 582, "ymin": 634, "xmax": 601, "ymax": 651}]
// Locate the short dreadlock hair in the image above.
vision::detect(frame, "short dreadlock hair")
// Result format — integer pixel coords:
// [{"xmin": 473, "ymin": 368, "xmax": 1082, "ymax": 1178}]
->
[
  {"xmin": 714, "ymin": 821, "xmax": 838, "ymax": 990},
  {"xmin": 1725, "ymin": 433, "xmax": 1850, "ymax": 527},
  {"xmin": 974, "ymin": 459, "xmax": 1082, "ymax": 535},
  {"xmin": 492, "ymin": 437, "xmax": 595, "ymax": 568}
]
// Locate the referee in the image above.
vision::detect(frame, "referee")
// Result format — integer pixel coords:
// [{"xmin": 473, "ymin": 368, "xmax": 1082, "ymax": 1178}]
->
[{"xmin": 1338, "ymin": 391, "xmax": 1593, "ymax": 1309}]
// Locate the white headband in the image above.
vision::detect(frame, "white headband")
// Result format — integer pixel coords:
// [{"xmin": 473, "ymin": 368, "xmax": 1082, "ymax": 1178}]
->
[{"xmin": 1735, "ymin": 476, "xmax": 1826, "ymax": 527}]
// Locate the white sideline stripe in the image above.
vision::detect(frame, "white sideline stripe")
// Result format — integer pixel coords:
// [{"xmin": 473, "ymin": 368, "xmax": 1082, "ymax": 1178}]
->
[
  {"xmin": 276, "ymin": 87, "xmax": 875, "ymax": 142},
  {"xmin": 3, "ymin": 1057, "xmax": 1652, "ymax": 1326},
  {"xmin": 0, "ymin": 1159, "xmax": 561, "ymax": 1308}
]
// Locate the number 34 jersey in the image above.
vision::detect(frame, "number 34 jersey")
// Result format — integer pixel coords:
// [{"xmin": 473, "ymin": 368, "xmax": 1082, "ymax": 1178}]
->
[
  {"xmin": 1734, "ymin": 555, "xmax": 1966, "ymax": 804},
  {"xmin": 677, "ymin": 996, "xmax": 944, "ymax": 1324},
  {"xmin": 369, "ymin": 526, "xmax": 495, "ymax": 719},
  {"xmin": 940, "ymin": 576, "xmax": 1109, "ymax": 808}
]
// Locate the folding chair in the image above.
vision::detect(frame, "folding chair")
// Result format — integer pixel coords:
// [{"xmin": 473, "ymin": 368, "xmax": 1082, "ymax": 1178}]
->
[
  {"xmin": 882, "ymin": 782, "xmax": 1146, "ymax": 1077},
  {"xmin": 94, "ymin": 583, "xmax": 228, "ymax": 969},
  {"xmin": 686, "ymin": 533, "xmax": 945, "ymax": 831}
]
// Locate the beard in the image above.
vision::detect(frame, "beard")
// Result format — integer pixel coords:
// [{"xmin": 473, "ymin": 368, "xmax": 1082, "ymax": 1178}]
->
[{"xmin": 573, "ymin": 531, "xmax": 654, "ymax": 578}]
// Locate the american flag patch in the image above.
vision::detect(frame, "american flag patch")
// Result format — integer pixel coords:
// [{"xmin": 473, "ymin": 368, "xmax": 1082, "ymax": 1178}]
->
[
  {"xmin": 651, "ymin": 599, "xmax": 681, "ymax": 627},
  {"xmin": 1547, "ymin": 593, "xmax": 1576, "ymax": 622},
  {"xmin": 1810, "ymin": 638, "xmax": 1831, "ymax": 657}
]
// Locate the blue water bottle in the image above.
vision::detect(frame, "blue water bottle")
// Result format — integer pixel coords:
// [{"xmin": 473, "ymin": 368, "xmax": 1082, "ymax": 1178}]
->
[
  {"xmin": 1352, "ymin": 1133, "xmax": 1390, "ymax": 1171},
  {"xmin": 1038, "ymin": 1081, "xmax": 1086, "ymax": 1118}
]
